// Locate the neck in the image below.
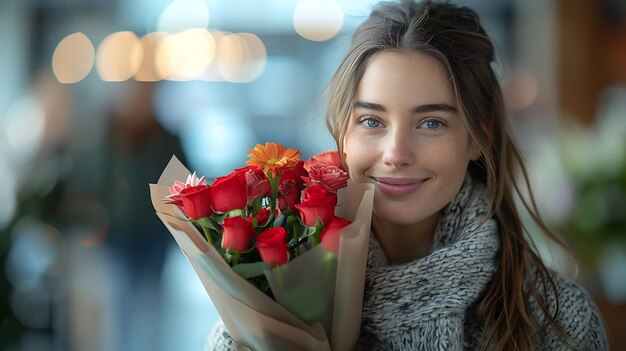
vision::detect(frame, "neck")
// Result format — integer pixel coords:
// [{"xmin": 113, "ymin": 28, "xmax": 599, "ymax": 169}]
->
[{"xmin": 372, "ymin": 212, "xmax": 440, "ymax": 265}]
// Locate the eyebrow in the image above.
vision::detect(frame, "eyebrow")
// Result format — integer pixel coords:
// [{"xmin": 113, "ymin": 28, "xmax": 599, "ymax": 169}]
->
[{"xmin": 353, "ymin": 101, "xmax": 458, "ymax": 114}]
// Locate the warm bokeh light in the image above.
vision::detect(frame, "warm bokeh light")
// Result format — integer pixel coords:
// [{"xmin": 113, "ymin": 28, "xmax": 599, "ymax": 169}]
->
[
  {"xmin": 157, "ymin": 0, "xmax": 210, "ymax": 33},
  {"xmin": 210, "ymin": 33, "xmax": 267, "ymax": 83},
  {"xmin": 135, "ymin": 32, "xmax": 166, "ymax": 82},
  {"xmin": 96, "ymin": 31, "xmax": 143, "ymax": 82},
  {"xmin": 236, "ymin": 33, "xmax": 267, "ymax": 83},
  {"xmin": 293, "ymin": 0, "xmax": 344, "ymax": 42},
  {"xmin": 199, "ymin": 31, "xmax": 227, "ymax": 81},
  {"xmin": 51, "ymin": 32, "xmax": 95, "ymax": 84},
  {"xmin": 155, "ymin": 29, "xmax": 216, "ymax": 81},
  {"xmin": 214, "ymin": 33, "xmax": 244, "ymax": 82}
]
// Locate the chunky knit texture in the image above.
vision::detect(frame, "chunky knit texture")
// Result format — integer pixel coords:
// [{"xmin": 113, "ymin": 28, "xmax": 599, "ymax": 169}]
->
[
  {"xmin": 357, "ymin": 174, "xmax": 499, "ymax": 351},
  {"xmin": 205, "ymin": 176, "xmax": 609, "ymax": 351}
]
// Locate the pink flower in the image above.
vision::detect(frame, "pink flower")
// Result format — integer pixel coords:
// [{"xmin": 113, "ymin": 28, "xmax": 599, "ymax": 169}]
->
[
  {"xmin": 302, "ymin": 150, "xmax": 348, "ymax": 192},
  {"xmin": 164, "ymin": 172, "xmax": 207, "ymax": 206},
  {"xmin": 302, "ymin": 163, "xmax": 348, "ymax": 192},
  {"xmin": 304, "ymin": 150, "xmax": 342, "ymax": 171}
]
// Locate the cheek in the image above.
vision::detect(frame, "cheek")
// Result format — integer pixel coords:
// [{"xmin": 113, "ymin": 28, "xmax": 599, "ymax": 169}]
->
[
  {"xmin": 426, "ymin": 138, "xmax": 472, "ymax": 172},
  {"xmin": 343, "ymin": 134, "xmax": 372, "ymax": 181}
]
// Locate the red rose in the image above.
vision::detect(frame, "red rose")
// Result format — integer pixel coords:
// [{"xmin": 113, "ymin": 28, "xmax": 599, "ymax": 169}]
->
[
  {"xmin": 301, "ymin": 163, "xmax": 348, "ymax": 192},
  {"xmin": 320, "ymin": 216, "xmax": 351, "ymax": 253},
  {"xmin": 179, "ymin": 185, "xmax": 212, "ymax": 219},
  {"xmin": 294, "ymin": 186, "xmax": 337, "ymax": 227},
  {"xmin": 256, "ymin": 227, "xmax": 288, "ymax": 266},
  {"xmin": 246, "ymin": 207, "xmax": 272, "ymax": 226},
  {"xmin": 241, "ymin": 166, "xmax": 270, "ymax": 203},
  {"xmin": 278, "ymin": 161, "xmax": 307, "ymax": 213},
  {"xmin": 211, "ymin": 170, "xmax": 247, "ymax": 213},
  {"xmin": 304, "ymin": 150, "xmax": 342, "ymax": 171},
  {"xmin": 221, "ymin": 216, "xmax": 255, "ymax": 253}
]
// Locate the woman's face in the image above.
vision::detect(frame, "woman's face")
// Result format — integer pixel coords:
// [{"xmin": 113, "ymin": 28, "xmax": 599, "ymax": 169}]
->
[{"xmin": 344, "ymin": 51, "xmax": 479, "ymax": 227}]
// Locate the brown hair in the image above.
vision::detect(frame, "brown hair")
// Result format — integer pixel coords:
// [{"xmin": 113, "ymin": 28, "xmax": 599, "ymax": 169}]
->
[{"xmin": 326, "ymin": 1, "xmax": 574, "ymax": 349}]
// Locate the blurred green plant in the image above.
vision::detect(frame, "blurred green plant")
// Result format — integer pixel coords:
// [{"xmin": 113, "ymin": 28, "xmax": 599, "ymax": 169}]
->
[{"xmin": 557, "ymin": 109, "xmax": 626, "ymax": 265}]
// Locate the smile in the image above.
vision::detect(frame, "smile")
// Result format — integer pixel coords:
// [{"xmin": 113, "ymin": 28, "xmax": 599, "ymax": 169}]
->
[{"xmin": 372, "ymin": 177, "xmax": 427, "ymax": 197}]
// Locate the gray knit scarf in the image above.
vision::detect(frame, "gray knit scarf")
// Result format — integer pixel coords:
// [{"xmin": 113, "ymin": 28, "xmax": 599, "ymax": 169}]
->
[{"xmin": 358, "ymin": 175, "xmax": 500, "ymax": 351}]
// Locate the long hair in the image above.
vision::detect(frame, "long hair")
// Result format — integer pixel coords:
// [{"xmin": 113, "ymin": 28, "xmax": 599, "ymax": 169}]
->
[{"xmin": 326, "ymin": 1, "xmax": 573, "ymax": 349}]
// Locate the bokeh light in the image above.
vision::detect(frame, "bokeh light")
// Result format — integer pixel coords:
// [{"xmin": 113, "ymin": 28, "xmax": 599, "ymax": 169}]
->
[
  {"xmin": 155, "ymin": 29, "xmax": 216, "ymax": 81},
  {"xmin": 135, "ymin": 32, "xmax": 167, "ymax": 82},
  {"xmin": 199, "ymin": 31, "xmax": 227, "ymax": 81},
  {"xmin": 157, "ymin": 0, "xmax": 210, "ymax": 33},
  {"xmin": 214, "ymin": 33, "xmax": 244, "ymax": 82},
  {"xmin": 2, "ymin": 96, "xmax": 46, "ymax": 163},
  {"xmin": 293, "ymin": 0, "xmax": 344, "ymax": 42},
  {"xmin": 52, "ymin": 32, "xmax": 95, "ymax": 84},
  {"xmin": 95, "ymin": 31, "xmax": 143, "ymax": 82},
  {"xmin": 235, "ymin": 33, "xmax": 267, "ymax": 83},
  {"xmin": 211, "ymin": 33, "xmax": 267, "ymax": 83}
]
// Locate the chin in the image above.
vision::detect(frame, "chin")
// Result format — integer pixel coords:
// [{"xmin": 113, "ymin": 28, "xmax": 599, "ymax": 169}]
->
[{"xmin": 373, "ymin": 203, "xmax": 435, "ymax": 227}]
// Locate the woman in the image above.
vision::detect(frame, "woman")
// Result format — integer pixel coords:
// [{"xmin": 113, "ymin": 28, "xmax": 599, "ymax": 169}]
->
[{"xmin": 207, "ymin": 1, "xmax": 608, "ymax": 349}]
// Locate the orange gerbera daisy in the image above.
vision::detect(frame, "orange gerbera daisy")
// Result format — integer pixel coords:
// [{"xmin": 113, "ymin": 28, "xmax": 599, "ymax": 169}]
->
[{"xmin": 247, "ymin": 142, "xmax": 302, "ymax": 175}]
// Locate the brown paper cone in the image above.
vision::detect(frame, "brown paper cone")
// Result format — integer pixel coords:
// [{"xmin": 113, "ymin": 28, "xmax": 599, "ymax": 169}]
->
[{"xmin": 150, "ymin": 155, "xmax": 374, "ymax": 350}]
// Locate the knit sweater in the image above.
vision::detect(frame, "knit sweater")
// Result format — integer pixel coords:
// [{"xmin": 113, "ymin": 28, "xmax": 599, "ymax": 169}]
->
[{"xmin": 205, "ymin": 176, "xmax": 609, "ymax": 350}]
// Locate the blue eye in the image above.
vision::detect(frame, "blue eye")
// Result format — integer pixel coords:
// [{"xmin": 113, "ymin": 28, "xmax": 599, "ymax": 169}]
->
[
  {"xmin": 366, "ymin": 119, "xmax": 381, "ymax": 128},
  {"xmin": 358, "ymin": 116, "xmax": 382, "ymax": 128},
  {"xmin": 419, "ymin": 119, "xmax": 445, "ymax": 129}
]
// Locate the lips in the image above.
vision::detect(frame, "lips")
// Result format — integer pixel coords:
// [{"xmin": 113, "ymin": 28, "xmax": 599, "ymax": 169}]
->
[{"xmin": 372, "ymin": 177, "xmax": 427, "ymax": 197}]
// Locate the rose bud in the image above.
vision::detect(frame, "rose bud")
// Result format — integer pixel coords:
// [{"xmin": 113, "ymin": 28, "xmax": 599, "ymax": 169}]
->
[
  {"xmin": 278, "ymin": 178, "xmax": 300, "ymax": 213},
  {"xmin": 277, "ymin": 161, "xmax": 307, "ymax": 213},
  {"xmin": 211, "ymin": 170, "xmax": 247, "ymax": 213},
  {"xmin": 221, "ymin": 216, "xmax": 255, "ymax": 253},
  {"xmin": 242, "ymin": 166, "xmax": 270, "ymax": 203},
  {"xmin": 295, "ymin": 186, "xmax": 337, "ymax": 227},
  {"xmin": 179, "ymin": 185, "xmax": 212, "ymax": 219},
  {"xmin": 256, "ymin": 227, "xmax": 288, "ymax": 266}
]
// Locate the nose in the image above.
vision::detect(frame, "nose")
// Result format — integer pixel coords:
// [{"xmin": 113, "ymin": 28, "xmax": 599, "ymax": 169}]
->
[{"xmin": 382, "ymin": 128, "xmax": 415, "ymax": 168}]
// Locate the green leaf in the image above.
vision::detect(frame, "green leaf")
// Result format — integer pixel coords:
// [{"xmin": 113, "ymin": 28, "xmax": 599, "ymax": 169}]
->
[
  {"xmin": 199, "ymin": 217, "xmax": 217, "ymax": 231},
  {"xmin": 232, "ymin": 261, "xmax": 272, "ymax": 279},
  {"xmin": 226, "ymin": 209, "xmax": 245, "ymax": 218},
  {"xmin": 211, "ymin": 213, "xmax": 227, "ymax": 225}
]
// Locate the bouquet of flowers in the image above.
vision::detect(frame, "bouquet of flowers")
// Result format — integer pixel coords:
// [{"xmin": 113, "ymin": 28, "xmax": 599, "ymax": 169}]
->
[{"xmin": 149, "ymin": 143, "xmax": 374, "ymax": 351}]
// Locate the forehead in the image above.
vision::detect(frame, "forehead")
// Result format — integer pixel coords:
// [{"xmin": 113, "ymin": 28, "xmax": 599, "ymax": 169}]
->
[{"xmin": 355, "ymin": 51, "xmax": 456, "ymax": 107}]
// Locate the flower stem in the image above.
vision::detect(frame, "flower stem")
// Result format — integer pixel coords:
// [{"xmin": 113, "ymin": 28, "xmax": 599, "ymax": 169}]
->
[
  {"xmin": 200, "ymin": 224, "xmax": 215, "ymax": 247},
  {"xmin": 267, "ymin": 172, "xmax": 281, "ymax": 226},
  {"xmin": 231, "ymin": 253, "xmax": 240, "ymax": 265}
]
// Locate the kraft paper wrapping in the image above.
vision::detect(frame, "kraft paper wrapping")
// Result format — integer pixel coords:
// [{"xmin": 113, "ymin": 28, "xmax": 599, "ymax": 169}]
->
[{"xmin": 150, "ymin": 156, "xmax": 374, "ymax": 351}]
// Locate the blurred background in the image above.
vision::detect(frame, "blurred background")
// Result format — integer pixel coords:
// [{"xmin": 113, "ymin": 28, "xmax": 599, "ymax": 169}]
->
[{"xmin": 0, "ymin": 0, "xmax": 625, "ymax": 350}]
